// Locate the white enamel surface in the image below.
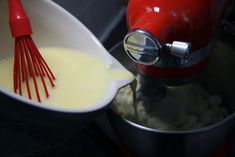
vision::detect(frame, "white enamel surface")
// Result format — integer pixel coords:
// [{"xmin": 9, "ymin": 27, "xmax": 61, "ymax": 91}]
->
[{"xmin": 0, "ymin": 0, "xmax": 132, "ymax": 113}]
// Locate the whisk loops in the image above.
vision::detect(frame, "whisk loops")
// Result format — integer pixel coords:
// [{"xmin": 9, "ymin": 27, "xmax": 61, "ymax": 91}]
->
[{"xmin": 13, "ymin": 36, "xmax": 56, "ymax": 102}]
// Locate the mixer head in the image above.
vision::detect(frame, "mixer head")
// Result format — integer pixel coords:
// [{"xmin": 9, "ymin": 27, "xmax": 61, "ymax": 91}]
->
[{"xmin": 123, "ymin": 0, "xmax": 230, "ymax": 85}]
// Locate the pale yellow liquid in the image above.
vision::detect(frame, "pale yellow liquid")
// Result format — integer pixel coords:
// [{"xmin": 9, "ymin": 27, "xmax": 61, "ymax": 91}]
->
[{"xmin": 0, "ymin": 48, "xmax": 133, "ymax": 109}]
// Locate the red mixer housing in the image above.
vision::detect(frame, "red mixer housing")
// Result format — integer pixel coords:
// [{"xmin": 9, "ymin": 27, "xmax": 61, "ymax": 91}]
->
[{"xmin": 123, "ymin": 0, "xmax": 230, "ymax": 83}]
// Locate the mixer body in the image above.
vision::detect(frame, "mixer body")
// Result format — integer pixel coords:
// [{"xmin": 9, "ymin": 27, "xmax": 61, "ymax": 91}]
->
[{"xmin": 123, "ymin": 0, "xmax": 230, "ymax": 83}]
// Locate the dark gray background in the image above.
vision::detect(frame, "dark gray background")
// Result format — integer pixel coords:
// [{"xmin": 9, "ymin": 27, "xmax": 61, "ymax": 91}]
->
[{"xmin": 52, "ymin": 0, "xmax": 126, "ymax": 43}]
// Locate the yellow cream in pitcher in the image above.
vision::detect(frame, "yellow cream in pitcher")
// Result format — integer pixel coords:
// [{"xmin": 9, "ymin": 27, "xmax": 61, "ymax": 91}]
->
[{"xmin": 0, "ymin": 47, "xmax": 133, "ymax": 109}]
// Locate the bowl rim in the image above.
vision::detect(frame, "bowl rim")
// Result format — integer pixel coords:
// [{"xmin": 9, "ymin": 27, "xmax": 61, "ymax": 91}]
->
[{"xmin": 109, "ymin": 107, "xmax": 235, "ymax": 134}]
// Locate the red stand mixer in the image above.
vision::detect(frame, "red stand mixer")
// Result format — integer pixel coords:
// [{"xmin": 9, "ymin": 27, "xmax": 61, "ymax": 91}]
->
[
  {"xmin": 106, "ymin": 1, "xmax": 235, "ymax": 157},
  {"xmin": 123, "ymin": 0, "xmax": 231, "ymax": 102}
]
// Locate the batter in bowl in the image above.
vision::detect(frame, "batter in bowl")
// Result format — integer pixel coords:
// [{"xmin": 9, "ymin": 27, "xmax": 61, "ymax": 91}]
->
[{"xmin": 0, "ymin": 47, "xmax": 133, "ymax": 109}]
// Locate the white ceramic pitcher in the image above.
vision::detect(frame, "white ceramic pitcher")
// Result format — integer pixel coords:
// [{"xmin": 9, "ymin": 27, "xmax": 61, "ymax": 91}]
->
[{"xmin": 0, "ymin": 0, "xmax": 133, "ymax": 114}]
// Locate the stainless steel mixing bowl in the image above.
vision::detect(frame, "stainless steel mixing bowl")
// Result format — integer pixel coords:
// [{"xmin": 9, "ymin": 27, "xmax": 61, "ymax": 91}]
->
[{"xmin": 107, "ymin": 31, "xmax": 235, "ymax": 157}]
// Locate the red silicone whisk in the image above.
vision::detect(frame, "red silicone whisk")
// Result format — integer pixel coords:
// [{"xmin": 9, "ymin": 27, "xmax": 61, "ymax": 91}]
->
[{"xmin": 8, "ymin": 0, "xmax": 56, "ymax": 102}]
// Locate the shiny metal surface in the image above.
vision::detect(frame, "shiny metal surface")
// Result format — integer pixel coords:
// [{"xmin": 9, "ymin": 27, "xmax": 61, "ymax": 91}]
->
[
  {"xmin": 123, "ymin": 29, "xmax": 162, "ymax": 65},
  {"xmin": 165, "ymin": 41, "xmax": 191, "ymax": 59},
  {"xmin": 107, "ymin": 31, "xmax": 235, "ymax": 157},
  {"xmin": 123, "ymin": 29, "xmax": 192, "ymax": 66},
  {"xmin": 154, "ymin": 43, "xmax": 211, "ymax": 68}
]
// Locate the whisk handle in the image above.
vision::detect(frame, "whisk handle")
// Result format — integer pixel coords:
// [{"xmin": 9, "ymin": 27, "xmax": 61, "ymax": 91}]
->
[{"xmin": 8, "ymin": 0, "xmax": 32, "ymax": 37}]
